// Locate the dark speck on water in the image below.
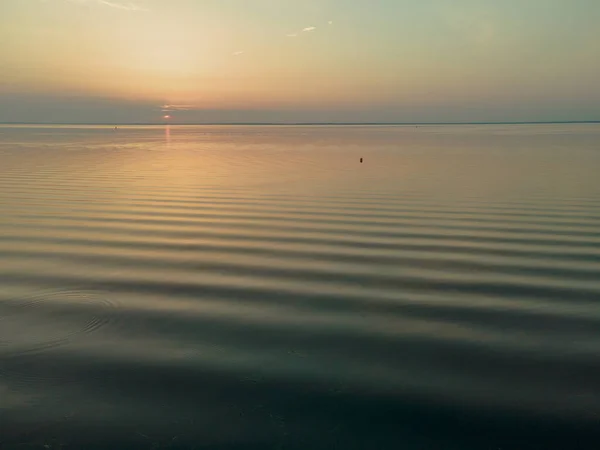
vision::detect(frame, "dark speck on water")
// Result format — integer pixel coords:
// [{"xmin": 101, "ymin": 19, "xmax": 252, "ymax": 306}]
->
[{"xmin": 1, "ymin": 123, "xmax": 600, "ymax": 449}]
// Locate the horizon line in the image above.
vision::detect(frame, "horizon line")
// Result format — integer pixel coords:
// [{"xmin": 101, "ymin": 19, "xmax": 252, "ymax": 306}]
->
[{"xmin": 1, "ymin": 120, "xmax": 599, "ymax": 126}]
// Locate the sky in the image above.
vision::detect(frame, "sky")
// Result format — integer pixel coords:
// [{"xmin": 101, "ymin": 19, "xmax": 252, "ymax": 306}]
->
[{"xmin": 0, "ymin": 0, "xmax": 599, "ymax": 123}]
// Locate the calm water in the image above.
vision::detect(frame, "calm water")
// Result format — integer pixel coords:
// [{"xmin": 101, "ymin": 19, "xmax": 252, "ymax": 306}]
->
[{"xmin": 1, "ymin": 124, "xmax": 600, "ymax": 449}]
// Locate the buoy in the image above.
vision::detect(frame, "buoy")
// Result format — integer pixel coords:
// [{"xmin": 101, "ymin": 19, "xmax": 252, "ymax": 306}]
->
[{"xmin": 360, "ymin": 158, "xmax": 363, "ymax": 163}]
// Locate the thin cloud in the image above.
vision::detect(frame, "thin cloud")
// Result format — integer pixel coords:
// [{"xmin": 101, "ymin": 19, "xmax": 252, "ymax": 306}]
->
[
  {"xmin": 67, "ymin": 0, "xmax": 148, "ymax": 11},
  {"xmin": 286, "ymin": 25, "xmax": 319, "ymax": 37},
  {"xmin": 161, "ymin": 104, "xmax": 196, "ymax": 112},
  {"xmin": 232, "ymin": 51, "xmax": 244, "ymax": 56}
]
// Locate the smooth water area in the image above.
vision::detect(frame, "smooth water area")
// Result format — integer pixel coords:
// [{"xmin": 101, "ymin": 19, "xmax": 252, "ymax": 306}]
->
[{"xmin": 1, "ymin": 124, "xmax": 600, "ymax": 449}]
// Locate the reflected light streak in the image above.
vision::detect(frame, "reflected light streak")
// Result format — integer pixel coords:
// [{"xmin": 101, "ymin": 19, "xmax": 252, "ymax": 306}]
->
[{"xmin": 165, "ymin": 125, "xmax": 171, "ymax": 145}]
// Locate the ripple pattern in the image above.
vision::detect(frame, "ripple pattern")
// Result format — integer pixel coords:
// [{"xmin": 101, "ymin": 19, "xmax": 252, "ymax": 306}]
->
[
  {"xmin": 0, "ymin": 289, "xmax": 117, "ymax": 356},
  {"xmin": 1, "ymin": 124, "xmax": 600, "ymax": 449}
]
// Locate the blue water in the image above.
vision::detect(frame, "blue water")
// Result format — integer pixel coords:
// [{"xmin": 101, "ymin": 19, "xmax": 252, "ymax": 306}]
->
[{"xmin": 1, "ymin": 124, "xmax": 600, "ymax": 449}]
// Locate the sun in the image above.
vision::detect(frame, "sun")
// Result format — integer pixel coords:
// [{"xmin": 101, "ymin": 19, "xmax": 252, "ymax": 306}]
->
[{"xmin": 163, "ymin": 114, "xmax": 171, "ymax": 119}]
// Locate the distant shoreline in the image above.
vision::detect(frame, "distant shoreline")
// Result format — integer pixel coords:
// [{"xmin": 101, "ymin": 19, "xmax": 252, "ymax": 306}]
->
[{"xmin": 1, "ymin": 121, "xmax": 599, "ymax": 126}]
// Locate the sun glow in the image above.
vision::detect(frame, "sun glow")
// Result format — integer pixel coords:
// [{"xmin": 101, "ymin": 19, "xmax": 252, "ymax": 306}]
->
[
  {"xmin": 114, "ymin": 14, "xmax": 228, "ymax": 77},
  {"xmin": 74, "ymin": 11, "xmax": 237, "ymax": 102}
]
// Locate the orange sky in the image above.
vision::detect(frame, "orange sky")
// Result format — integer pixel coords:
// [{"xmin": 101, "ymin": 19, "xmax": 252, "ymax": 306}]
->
[{"xmin": 1, "ymin": 0, "xmax": 599, "ymax": 123}]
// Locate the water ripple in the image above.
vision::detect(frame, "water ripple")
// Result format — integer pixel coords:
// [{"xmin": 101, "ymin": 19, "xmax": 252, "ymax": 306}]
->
[{"xmin": 2, "ymin": 124, "xmax": 600, "ymax": 449}]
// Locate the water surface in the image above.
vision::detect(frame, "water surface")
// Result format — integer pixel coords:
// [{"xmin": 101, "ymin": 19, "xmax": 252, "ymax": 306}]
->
[{"xmin": 1, "ymin": 124, "xmax": 600, "ymax": 449}]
